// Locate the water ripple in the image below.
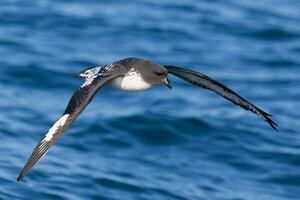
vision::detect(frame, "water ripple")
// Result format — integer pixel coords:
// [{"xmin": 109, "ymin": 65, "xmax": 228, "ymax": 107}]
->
[{"xmin": 0, "ymin": 0, "xmax": 299, "ymax": 200}]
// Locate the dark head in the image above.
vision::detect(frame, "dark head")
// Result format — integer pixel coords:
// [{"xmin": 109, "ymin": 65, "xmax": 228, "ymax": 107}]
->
[{"xmin": 132, "ymin": 58, "xmax": 172, "ymax": 89}]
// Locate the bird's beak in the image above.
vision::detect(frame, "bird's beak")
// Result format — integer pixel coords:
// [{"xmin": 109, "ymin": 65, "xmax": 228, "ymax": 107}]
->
[{"xmin": 163, "ymin": 78, "xmax": 172, "ymax": 89}]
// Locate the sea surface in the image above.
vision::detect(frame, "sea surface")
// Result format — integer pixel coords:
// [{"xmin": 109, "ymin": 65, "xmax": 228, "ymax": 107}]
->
[{"xmin": 0, "ymin": 0, "xmax": 300, "ymax": 199}]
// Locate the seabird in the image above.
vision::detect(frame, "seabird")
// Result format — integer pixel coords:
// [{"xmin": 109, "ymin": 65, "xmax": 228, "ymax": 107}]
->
[{"xmin": 17, "ymin": 57, "xmax": 277, "ymax": 181}]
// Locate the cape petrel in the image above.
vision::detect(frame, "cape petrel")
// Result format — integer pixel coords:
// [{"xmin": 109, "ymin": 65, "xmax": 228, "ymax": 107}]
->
[{"xmin": 17, "ymin": 57, "xmax": 277, "ymax": 181}]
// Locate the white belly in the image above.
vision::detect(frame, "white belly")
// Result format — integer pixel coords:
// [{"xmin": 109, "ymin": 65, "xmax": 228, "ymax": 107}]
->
[{"xmin": 110, "ymin": 72, "xmax": 152, "ymax": 91}]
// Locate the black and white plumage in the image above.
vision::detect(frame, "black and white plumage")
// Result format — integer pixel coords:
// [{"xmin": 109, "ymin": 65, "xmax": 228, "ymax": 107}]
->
[{"xmin": 17, "ymin": 57, "xmax": 277, "ymax": 181}]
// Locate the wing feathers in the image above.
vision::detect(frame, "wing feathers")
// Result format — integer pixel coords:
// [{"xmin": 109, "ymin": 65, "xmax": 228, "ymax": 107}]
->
[
  {"xmin": 165, "ymin": 65, "xmax": 278, "ymax": 131},
  {"xmin": 17, "ymin": 114, "xmax": 71, "ymax": 181},
  {"xmin": 17, "ymin": 64, "xmax": 125, "ymax": 181},
  {"xmin": 18, "ymin": 82, "xmax": 104, "ymax": 181}
]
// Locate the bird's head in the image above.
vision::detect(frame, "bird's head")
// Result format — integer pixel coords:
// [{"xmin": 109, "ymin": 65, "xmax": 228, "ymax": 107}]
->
[
  {"xmin": 153, "ymin": 70, "xmax": 172, "ymax": 89},
  {"xmin": 142, "ymin": 62, "xmax": 172, "ymax": 89}
]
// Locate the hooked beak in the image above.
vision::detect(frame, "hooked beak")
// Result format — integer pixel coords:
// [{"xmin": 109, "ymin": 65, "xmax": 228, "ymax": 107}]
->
[{"xmin": 162, "ymin": 78, "xmax": 172, "ymax": 89}]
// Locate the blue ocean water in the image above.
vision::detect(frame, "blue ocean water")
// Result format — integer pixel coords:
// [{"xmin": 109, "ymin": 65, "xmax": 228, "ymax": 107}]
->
[{"xmin": 1, "ymin": 0, "xmax": 300, "ymax": 199}]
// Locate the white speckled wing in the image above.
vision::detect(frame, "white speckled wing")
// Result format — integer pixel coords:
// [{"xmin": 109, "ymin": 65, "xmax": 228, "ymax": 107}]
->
[{"xmin": 17, "ymin": 64, "xmax": 126, "ymax": 181}]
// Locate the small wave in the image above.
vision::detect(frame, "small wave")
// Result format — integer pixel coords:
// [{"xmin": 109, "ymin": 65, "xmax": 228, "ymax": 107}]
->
[
  {"xmin": 245, "ymin": 27, "xmax": 299, "ymax": 41},
  {"xmin": 95, "ymin": 177, "xmax": 145, "ymax": 193},
  {"xmin": 104, "ymin": 114, "xmax": 214, "ymax": 146},
  {"xmin": 2, "ymin": 63, "xmax": 77, "ymax": 90}
]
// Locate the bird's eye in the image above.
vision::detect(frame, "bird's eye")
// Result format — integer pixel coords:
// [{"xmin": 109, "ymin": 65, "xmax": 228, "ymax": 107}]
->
[{"xmin": 155, "ymin": 72, "xmax": 163, "ymax": 76}]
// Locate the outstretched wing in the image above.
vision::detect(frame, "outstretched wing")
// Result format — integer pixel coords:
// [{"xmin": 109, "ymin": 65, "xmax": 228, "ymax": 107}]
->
[
  {"xmin": 165, "ymin": 65, "xmax": 277, "ymax": 131},
  {"xmin": 17, "ymin": 64, "xmax": 126, "ymax": 181}
]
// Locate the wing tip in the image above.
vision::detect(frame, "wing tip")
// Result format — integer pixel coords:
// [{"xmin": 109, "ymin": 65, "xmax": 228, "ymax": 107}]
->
[
  {"xmin": 264, "ymin": 113, "xmax": 278, "ymax": 132},
  {"xmin": 17, "ymin": 173, "xmax": 24, "ymax": 182},
  {"xmin": 268, "ymin": 119, "xmax": 278, "ymax": 132},
  {"xmin": 17, "ymin": 176, "xmax": 22, "ymax": 182},
  {"xmin": 17, "ymin": 166, "xmax": 30, "ymax": 182}
]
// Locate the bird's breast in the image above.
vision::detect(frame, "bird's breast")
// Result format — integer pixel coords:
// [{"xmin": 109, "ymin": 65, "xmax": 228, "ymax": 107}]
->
[{"xmin": 109, "ymin": 72, "xmax": 152, "ymax": 91}]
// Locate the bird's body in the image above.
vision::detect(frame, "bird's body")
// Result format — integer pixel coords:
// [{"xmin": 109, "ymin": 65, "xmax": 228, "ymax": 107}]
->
[
  {"xmin": 17, "ymin": 57, "xmax": 277, "ymax": 181},
  {"xmin": 109, "ymin": 70, "xmax": 152, "ymax": 91}
]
